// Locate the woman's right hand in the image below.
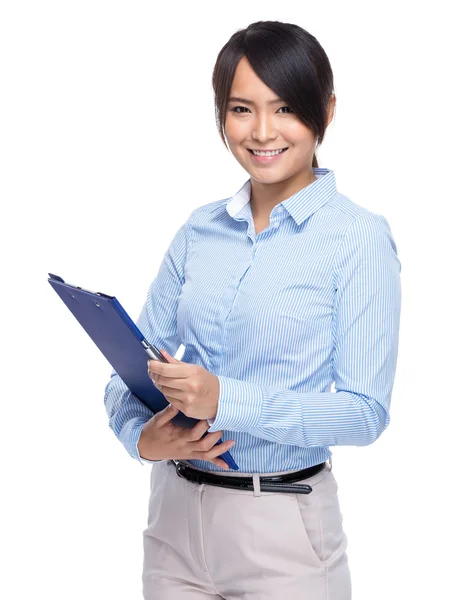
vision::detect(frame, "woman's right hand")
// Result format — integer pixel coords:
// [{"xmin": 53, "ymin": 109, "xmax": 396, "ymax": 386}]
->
[{"xmin": 137, "ymin": 404, "xmax": 235, "ymax": 470}]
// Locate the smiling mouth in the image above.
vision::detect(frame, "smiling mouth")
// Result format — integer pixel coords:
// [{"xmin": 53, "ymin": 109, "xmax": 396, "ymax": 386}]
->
[{"xmin": 247, "ymin": 147, "xmax": 289, "ymax": 156}]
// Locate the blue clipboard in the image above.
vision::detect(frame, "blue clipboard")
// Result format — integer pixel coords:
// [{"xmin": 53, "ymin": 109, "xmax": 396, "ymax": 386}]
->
[{"xmin": 47, "ymin": 273, "xmax": 239, "ymax": 470}]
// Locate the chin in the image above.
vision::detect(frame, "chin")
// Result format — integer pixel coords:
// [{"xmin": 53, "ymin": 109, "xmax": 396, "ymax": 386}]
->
[{"xmin": 249, "ymin": 172, "xmax": 290, "ymax": 185}]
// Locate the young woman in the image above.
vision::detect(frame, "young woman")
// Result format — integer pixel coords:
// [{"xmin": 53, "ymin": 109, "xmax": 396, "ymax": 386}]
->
[{"xmin": 104, "ymin": 20, "xmax": 402, "ymax": 600}]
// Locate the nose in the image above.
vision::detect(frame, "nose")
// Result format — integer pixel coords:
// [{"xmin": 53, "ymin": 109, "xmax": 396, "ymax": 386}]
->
[{"xmin": 251, "ymin": 113, "xmax": 278, "ymax": 144}]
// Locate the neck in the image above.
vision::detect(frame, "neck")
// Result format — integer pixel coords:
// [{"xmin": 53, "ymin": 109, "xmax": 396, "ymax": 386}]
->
[{"xmin": 250, "ymin": 169, "xmax": 317, "ymax": 219}]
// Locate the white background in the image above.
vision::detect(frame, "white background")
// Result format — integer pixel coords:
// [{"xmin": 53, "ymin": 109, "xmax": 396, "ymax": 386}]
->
[{"xmin": 1, "ymin": 1, "xmax": 461, "ymax": 598}]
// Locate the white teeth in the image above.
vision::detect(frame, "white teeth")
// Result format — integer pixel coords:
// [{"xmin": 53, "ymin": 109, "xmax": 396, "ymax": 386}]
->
[{"xmin": 251, "ymin": 148, "xmax": 286, "ymax": 156}]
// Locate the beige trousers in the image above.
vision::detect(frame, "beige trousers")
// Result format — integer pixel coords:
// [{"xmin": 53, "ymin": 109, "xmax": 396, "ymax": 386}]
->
[{"xmin": 142, "ymin": 458, "xmax": 351, "ymax": 599}]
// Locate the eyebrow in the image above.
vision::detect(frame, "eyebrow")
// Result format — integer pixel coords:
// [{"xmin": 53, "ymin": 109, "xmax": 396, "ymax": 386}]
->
[{"xmin": 228, "ymin": 96, "xmax": 284, "ymax": 105}]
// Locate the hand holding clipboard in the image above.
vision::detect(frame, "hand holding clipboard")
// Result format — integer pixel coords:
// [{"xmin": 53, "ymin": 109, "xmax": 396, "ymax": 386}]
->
[
  {"xmin": 137, "ymin": 402, "xmax": 236, "ymax": 470},
  {"xmin": 47, "ymin": 273, "xmax": 239, "ymax": 470}
]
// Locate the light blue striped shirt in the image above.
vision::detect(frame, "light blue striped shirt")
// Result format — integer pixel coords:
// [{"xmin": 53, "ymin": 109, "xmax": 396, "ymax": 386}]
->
[{"xmin": 104, "ymin": 167, "xmax": 401, "ymax": 473}]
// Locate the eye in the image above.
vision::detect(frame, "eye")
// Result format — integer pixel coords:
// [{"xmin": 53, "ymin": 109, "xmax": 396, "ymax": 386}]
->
[{"xmin": 230, "ymin": 105, "xmax": 294, "ymax": 114}]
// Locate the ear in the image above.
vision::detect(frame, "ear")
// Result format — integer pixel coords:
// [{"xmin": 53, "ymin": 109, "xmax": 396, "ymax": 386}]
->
[{"xmin": 327, "ymin": 93, "xmax": 336, "ymax": 127}]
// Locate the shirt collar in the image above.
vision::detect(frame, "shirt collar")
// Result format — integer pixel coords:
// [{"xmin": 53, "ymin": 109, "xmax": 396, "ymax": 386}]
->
[{"xmin": 213, "ymin": 167, "xmax": 337, "ymax": 226}]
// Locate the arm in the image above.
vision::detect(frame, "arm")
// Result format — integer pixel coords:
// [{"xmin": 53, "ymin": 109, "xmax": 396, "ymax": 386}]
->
[
  {"xmin": 103, "ymin": 217, "xmax": 190, "ymax": 464},
  {"xmin": 207, "ymin": 213, "xmax": 402, "ymax": 447}
]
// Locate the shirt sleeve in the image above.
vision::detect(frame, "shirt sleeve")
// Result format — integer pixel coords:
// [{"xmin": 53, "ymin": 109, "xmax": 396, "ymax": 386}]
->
[
  {"xmin": 207, "ymin": 213, "xmax": 402, "ymax": 447},
  {"xmin": 103, "ymin": 217, "xmax": 190, "ymax": 465}
]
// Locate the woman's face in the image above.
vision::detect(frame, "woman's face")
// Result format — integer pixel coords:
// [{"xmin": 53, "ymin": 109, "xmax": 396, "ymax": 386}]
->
[{"xmin": 224, "ymin": 56, "xmax": 331, "ymax": 187}]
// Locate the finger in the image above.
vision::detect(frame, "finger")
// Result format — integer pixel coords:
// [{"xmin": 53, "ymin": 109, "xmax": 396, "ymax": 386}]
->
[
  {"xmin": 157, "ymin": 387, "xmax": 186, "ymax": 407},
  {"xmin": 208, "ymin": 457, "xmax": 230, "ymax": 470},
  {"xmin": 207, "ymin": 440, "xmax": 235, "ymax": 459},
  {"xmin": 151, "ymin": 374, "xmax": 184, "ymax": 391},
  {"xmin": 152, "ymin": 379, "xmax": 183, "ymax": 397},
  {"xmin": 193, "ymin": 433, "xmax": 219, "ymax": 453},
  {"xmin": 193, "ymin": 439, "xmax": 235, "ymax": 461},
  {"xmin": 149, "ymin": 363, "xmax": 190, "ymax": 379},
  {"xmin": 192, "ymin": 430, "xmax": 224, "ymax": 449},
  {"xmin": 159, "ymin": 349, "xmax": 180, "ymax": 364},
  {"xmin": 154, "ymin": 404, "xmax": 179, "ymax": 428},
  {"xmin": 188, "ymin": 421, "xmax": 221, "ymax": 442}
]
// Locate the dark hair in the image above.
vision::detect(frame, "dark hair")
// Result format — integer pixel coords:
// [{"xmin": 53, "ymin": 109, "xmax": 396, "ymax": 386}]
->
[{"xmin": 212, "ymin": 20, "xmax": 335, "ymax": 168}]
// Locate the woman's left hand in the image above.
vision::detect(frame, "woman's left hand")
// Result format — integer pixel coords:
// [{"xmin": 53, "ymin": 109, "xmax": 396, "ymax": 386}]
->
[{"xmin": 148, "ymin": 350, "xmax": 219, "ymax": 420}]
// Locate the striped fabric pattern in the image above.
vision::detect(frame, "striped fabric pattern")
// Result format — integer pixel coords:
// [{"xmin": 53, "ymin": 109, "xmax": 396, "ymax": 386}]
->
[{"xmin": 104, "ymin": 168, "xmax": 402, "ymax": 473}]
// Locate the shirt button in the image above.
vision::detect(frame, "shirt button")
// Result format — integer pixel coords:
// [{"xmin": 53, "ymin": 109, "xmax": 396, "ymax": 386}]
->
[
  {"xmin": 277, "ymin": 206, "xmax": 282, "ymax": 213},
  {"xmin": 274, "ymin": 222, "xmax": 280, "ymax": 228}
]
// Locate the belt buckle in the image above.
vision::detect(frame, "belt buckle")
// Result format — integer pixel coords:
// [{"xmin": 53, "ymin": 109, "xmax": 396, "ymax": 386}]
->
[
  {"xmin": 171, "ymin": 460, "xmax": 187, "ymax": 480},
  {"xmin": 174, "ymin": 461, "xmax": 206, "ymax": 486}
]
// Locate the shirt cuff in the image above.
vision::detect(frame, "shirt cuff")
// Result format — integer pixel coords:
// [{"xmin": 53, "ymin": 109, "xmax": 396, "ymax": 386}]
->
[
  {"xmin": 206, "ymin": 375, "xmax": 263, "ymax": 433},
  {"xmin": 132, "ymin": 421, "xmax": 162, "ymax": 465}
]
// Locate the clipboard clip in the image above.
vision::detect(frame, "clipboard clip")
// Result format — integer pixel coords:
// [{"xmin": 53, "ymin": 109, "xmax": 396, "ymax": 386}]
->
[{"xmin": 48, "ymin": 273, "xmax": 113, "ymax": 299}]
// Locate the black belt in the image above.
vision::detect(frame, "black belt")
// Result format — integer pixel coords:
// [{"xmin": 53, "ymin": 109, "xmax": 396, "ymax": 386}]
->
[{"xmin": 170, "ymin": 460, "xmax": 326, "ymax": 495}]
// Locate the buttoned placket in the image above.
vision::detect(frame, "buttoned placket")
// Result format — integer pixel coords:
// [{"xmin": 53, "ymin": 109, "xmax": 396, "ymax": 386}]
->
[
  {"xmin": 253, "ymin": 206, "xmax": 284, "ymax": 239},
  {"xmin": 270, "ymin": 205, "xmax": 283, "ymax": 229}
]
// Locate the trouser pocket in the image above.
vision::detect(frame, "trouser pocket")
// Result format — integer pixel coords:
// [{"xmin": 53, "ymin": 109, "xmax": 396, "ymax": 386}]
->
[{"xmin": 293, "ymin": 469, "xmax": 348, "ymax": 568}]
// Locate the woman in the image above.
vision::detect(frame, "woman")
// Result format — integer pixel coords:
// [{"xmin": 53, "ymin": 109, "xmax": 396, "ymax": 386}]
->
[{"xmin": 104, "ymin": 20, "xmax": 401, "ymax": 600}]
